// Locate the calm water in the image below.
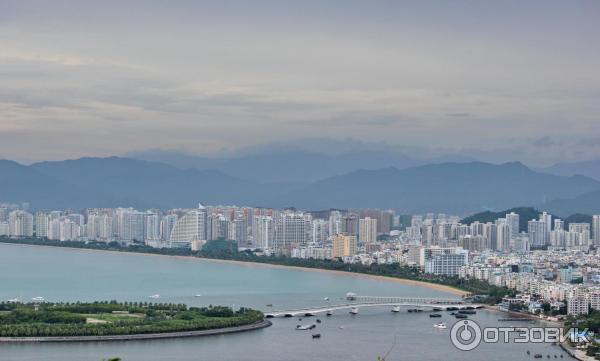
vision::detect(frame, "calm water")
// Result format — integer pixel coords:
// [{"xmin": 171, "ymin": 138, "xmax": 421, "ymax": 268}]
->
[{"xmin": 0, "ymin": 244, "xmax": 563, "ymax": 361}]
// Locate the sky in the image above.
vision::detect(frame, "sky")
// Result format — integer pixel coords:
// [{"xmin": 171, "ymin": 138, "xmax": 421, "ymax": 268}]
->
[{"xmin": 0, "ymin": 0, "xmax": 599, "ymax": 165}]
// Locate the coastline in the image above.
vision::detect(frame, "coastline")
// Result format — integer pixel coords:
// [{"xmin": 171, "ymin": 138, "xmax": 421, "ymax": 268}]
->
[
  {"xmin": 0, "ymin": 242, "xmax": 468, "ymax": 297},
  {"xmin": 0, "ymin": 320, "xmax": 272, "ymax": 343}
]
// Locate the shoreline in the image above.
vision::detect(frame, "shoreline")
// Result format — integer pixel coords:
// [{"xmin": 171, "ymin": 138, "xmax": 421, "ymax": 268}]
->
[
  {"xmin": 0, "ymin": 320, "xmax": 272, "ymax": 343},
  {"xmin": 0, "ymin": 242, "xmax": 468, "ymax": 297}
]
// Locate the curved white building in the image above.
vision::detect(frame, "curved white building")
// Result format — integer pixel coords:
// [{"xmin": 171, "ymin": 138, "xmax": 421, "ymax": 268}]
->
[{"xmin": 168, "ymin": 205, "xmax": 207, "ymax": 248}]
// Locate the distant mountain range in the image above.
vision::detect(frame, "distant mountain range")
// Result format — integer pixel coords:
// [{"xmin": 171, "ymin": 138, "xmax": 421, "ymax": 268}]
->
[
  {"xmin": 273, "ymin": 162, "xmax": 600, "ymax": 214},
  {"xmin": 126, "ymin": 149, "xmax": 428, "ymax": 184},
  {"xmin": 1, "ymin": 157, "xmax": 600, "ymax": 215},
  {"xmin": 541, "ymin": 159, "xmax": 600, "ymax": 181}
]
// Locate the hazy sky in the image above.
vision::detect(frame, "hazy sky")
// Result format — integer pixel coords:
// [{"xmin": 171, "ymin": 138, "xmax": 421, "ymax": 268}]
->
[{"xmin": 1, "ymin": 0, "xmax": 599, "ymax": 164}]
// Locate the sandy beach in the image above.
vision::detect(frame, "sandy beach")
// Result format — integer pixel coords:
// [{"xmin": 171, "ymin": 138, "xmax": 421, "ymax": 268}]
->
[{"xmin": 1, "ymin": 242, "xmax": 468, "ymax": 296}]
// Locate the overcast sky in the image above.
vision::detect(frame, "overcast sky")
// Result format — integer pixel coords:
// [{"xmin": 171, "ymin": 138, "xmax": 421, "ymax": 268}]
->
[{"xmin": 1, "ymin": 0, "xmax": 599, "ymax": 164}]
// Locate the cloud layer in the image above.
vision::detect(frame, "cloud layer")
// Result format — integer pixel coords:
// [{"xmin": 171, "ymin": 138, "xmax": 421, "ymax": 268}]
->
[{"xmin": 0, "ymin": 0, "xmax": 599, "ymax": 164}]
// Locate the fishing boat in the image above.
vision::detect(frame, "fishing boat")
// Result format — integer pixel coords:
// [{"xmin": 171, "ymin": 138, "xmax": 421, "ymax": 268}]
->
[{"xmin": 433, "ymin": 322, "xmax": 447, "ymax": 329}]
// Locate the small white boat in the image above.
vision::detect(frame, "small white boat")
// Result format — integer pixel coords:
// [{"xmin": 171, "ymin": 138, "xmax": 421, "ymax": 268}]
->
[
  {"xmin": 31, "ymin": 296, "xmax": 45, "ymax": 302},
  {"xmin": 338, "ymin": 326, "xmax": 344, "ymax": 330},
  {"xmin": 324, "ymin": 297, "xmax": 329, "ymax": 301},
  {"xmin": 433, "ymin": 322, "xmax": 447, "ymax": 329},
  {"xmin": 296, "ymin": 324, "xmax": 316, "ymax": 330},
  {"xmin": 194, "ymin": 294, "xmax": 202, "ymax": 297},
  {"xmin": 391, "ymin": 306, "xmax": 401, "ymax": 313},
  {"xmin": 349, "ymin": 307, "xmax": 359, "ymax": 315},
  {"xmin": 148, "ymin": 294, "xmax": 161, "ymax": 299}
]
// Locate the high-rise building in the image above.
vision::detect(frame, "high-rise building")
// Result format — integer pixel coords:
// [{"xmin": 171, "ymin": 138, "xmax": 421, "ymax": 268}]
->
[
  {"xmin": 274, "ymin": 211, "xmax": 306, "ymax": 251},
  {"xmin": 554, "ymin": 219, "xmax": 565, "ymax": 231},
  {"xmin": 115, "ymin": 208, "xmax": 145, "ymax": 242},
  {"xmin": 160, "ymin": 214, "xmax": 178, "ymax": 241},
  {"xmin": 0, "ymin": 221, "xmax": 9, "ymax": 236},
  {"xmin": 253, "ymin": 215, "xmax": 273, "ymax": 250},
  {"xmin": 528, "ymin": 219, "xmax": 546, "ymax": 247},
  {"xmin": 505, "ymin": 212, "xmax": 519, "ymax": 239},
  {"xmin": 35, "ymin": 212, "xmax": 49, "ymax": 238},
  {"xmin": 168, "ymin": 205, "xmax": 207, "ymax": 248},
  {"xmin": 144, "ymin": 212, "xmax": 160, "ymax": 242},
  {"xmin": 328, "ymin": 211, "xmax": 342, "ymax": 236},
  {"xmin": 592, "ymin": 215, "xmax": 600, "ymax": 245},
  {"xmin": 332, "ymin": 234, "xmax": 357, "ymax": 258},
  {"xmin": 539, "ymin": 211, "xmax": 552, "ymax": 243},
  {"xmin": 359, "ymin": 217, "xmax": 377, "ymax": 244},
  {"xmin": 8, "ymin": 210, "xmax": 33, "ymax": 237},
  {"xmin": 495, "ymin": 220, "xmax": 511, "ymax": 252},
  {"xmin": 311, "ymin": 219, "xmax": 328, "ymax": 244},
  {"xmin": 420, "ymin": 246, "xmax": 468, "ymax": 275},
  {"xmin": 342, "ymin": 213, "xmax": 359, "ymax": 236}
]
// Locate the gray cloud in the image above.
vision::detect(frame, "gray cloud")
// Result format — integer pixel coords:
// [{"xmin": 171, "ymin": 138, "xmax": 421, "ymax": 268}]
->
[{"xmin": 0, "ymin": 0, "xmax": 599, "ymax": 163}]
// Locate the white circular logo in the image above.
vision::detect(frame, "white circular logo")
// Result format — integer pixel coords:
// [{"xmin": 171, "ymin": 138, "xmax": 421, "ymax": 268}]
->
[{"xmin": 450, "ymin": 319, "xmax": 482, "ymax": 351}]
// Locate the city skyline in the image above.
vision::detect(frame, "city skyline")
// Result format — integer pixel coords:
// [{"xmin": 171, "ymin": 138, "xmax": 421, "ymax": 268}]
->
[{"xmin": 1, "ymin": 1, "xmax": 599, "ymax": 164}]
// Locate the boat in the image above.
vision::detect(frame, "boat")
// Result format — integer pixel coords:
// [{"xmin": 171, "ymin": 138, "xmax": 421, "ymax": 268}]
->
[
  {"xmin": 455, "ymin": 314, "xmax": 468, "ymax": 319},
  {"xmin": 296, "ymin": 324, "xmax": 316, "ymax": 330},
  {"xmin": 31, "ymin": 296, "xmax": 44, "ymax": 302},
  {"xmin": 149, "ymin": 294, "xmax": 161, "ymax": 299},
  {"xmin": 433, "ymin": 322, "xmax": 447, "ymax": 329},
  {"xmin": 312, "ymin": 333, "xmax": 321, "ymax": 339},
  {"xmin": 338, "ymin": 326, "xmax": 344, "ymax": 329},
  {"xmin": 8, "ymin": 298, "xmax": 20, "ymax": 303},
  {"xmin": 349, "ymin": 307, "xmax": 359, "ymax": 315},
  {"xmin": 534, "ymin": 354, "xmax": 543, "ymax": 359},
  {"xmin": 391, "ymin": 306, "xmax": 401, "ymax": 313},
  {"xmin": 324, "ymin": 297, "xmax": 329, "ymax": 301},
  {"xmin": 458, "ymin": 310, "xmax": 476, "ymax": 315},
  {"xmin": 429, "ymin": 314, "xmax": 442, "ymax": 318},
  {"xmin": 316, "ymin": 319, "xmax": 321, "ymax": 323},
  {"xmin": 326, "ymin": 311, "xmax": 333, "ymax": 316},
  {"xmin": 194, "ymin": 294, "xmax": 202, "ymax": 297},
  {"xmin": 266, "ymin": 304, "xmax": 273, "ymax": 307},
  {"xmin": 432, "ymin": 308, "xmax": 442, "ymax": 312}
]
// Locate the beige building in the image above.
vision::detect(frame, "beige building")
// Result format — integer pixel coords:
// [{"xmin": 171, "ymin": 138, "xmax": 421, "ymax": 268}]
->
[{"xmin": 332, "ymin": 234, "xmax": 357, "ymax": 258}]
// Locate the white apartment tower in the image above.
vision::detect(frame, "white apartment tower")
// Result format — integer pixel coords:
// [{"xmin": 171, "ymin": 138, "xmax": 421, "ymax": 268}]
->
[{"xmin": 359, "ymin": 217, "xmax": 377, "ymax": 244}]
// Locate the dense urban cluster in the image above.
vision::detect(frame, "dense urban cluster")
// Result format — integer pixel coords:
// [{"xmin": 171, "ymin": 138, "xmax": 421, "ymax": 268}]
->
[{"xmin": 3, "ymin": 201, "xmax": 600, "ymax": 317}]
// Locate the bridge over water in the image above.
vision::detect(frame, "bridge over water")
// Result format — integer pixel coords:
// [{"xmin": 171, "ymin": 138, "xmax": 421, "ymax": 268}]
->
[{"xmin": 264, "ymin": 294, "xmax": 483, "ymax": 318}]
